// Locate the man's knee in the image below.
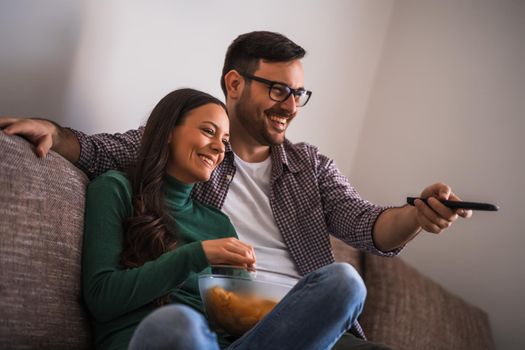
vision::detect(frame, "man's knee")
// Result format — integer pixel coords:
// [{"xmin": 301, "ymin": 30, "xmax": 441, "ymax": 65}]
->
[{"xmin": 323, "ymin": 263, "xmax": 367, "ymax": 305}]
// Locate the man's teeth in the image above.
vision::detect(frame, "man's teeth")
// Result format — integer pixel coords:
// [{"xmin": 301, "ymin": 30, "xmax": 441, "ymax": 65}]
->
[
  {"xmin": 199, "ymin": 155, "xmax": 214, "ymax": 166},
  {"xmin": 270, "ymin": 115, "xmax": 287, "ymax": 125}
]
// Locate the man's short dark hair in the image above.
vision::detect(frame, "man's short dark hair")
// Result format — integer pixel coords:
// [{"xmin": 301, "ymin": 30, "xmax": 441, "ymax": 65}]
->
[{"xmin": 220, "ymin": 31, "xmax": 306, "ymax": 97}]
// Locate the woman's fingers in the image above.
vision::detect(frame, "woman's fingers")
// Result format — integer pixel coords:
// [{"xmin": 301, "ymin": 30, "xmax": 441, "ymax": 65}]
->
[
  {"xmin": 224, "ymin": 239, "xmax": 256, "ymax": 264},
  {"xmin": 202, "ymin": 238, "xmax": 256, "ymax": 267}
]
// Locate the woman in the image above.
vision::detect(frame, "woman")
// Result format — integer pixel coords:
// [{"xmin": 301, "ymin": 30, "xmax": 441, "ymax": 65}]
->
[
  {"xmin": 82, "ymin": 88, "xmax": 255, "ymax": 350},
  {"xmin": 83, "ymin": 88, "xmax": 367, "ymax": 350}
]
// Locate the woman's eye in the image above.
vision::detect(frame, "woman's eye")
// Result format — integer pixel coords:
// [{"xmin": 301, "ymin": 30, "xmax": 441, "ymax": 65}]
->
[
  {"xmin": 222, "ymin": 139, "xmax": 230, "ymax": 145},
  {"xmin": 202, "ymin": 128, "xmax": 215, "ymax": 135}
]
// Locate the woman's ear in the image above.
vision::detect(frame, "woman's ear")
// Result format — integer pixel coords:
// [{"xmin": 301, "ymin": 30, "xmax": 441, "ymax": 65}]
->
[{"xmin": 224, "ymin": 70, "xmax": 244, "ymax": 100}]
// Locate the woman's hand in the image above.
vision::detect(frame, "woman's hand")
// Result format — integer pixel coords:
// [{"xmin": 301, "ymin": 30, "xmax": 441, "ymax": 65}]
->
[{"xmin": 201, "ymin": 238, "xmax": 256, "ymax": 270}]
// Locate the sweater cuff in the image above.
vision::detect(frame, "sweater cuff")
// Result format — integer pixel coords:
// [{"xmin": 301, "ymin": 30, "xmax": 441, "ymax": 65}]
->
[{"xmin": 177, "ymin": 241, "xmax": 210, "ymax": 273}]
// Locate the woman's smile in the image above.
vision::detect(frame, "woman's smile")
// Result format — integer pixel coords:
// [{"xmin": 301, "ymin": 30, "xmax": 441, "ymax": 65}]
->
[{"xmin": 198, "ymin": 153, "xmax": 216, "ymax": 168}]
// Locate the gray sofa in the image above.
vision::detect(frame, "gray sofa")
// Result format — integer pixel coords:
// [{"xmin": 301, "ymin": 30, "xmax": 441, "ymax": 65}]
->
[{"xmin": 0, "ymin": 131, "xmax": 495, "ymax": 349}]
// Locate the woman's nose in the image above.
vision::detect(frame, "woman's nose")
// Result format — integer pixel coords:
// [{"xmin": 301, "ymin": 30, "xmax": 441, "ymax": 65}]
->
[{"xmin": 211, "ymin": 138, "xmax": 225, "ymax": 153}]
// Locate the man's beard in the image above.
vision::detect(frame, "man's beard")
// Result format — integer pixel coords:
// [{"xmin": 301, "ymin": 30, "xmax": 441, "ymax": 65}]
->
[{"xmin": 234, "ymin": 96, "xmax": 287, "ymax": 146}]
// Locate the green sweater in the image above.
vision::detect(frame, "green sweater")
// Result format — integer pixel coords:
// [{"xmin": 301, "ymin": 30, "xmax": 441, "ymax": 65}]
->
[{"xmin": 82, "ymin": 170, "xmax": 236, "ymax": 350}]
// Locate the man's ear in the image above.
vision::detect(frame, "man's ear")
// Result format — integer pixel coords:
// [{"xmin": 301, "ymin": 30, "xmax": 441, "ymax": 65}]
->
[{"xmin": 224, "ymin": 70, "xmax": 244, "ymax": 100}]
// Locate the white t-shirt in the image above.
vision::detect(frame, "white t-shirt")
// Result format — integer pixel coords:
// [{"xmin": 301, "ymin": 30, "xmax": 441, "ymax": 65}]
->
[{"xmin": 221, "ymin": 154, "xmax": 300, "ymax": 286}]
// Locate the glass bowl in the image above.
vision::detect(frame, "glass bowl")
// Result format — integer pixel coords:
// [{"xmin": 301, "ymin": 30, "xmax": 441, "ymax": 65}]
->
[{"xmin": 198, "ymin": 265, "xmax": 293, "ymax": 337}]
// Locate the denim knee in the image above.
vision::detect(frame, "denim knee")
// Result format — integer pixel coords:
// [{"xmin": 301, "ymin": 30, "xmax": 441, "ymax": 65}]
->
[
  {"xmin": 143, "ymin": 304, "xmax": 204, "ymax": 331},
  {"xmin": 128, "ymin": 304, "xmax": 219, "ymax": 350},
  {"xmin": 323, "ymin": 262, "xmax": 367, "ymax": 306}
]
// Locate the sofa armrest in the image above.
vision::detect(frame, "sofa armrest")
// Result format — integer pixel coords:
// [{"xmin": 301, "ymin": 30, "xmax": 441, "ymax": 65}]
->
[
  {"xmin": 0, "ymin": 131, "xmax": 91, "ymax": 348},
  {"xmin": 359, "ymin": 254, "xmax": 495, "ymax": 350}
]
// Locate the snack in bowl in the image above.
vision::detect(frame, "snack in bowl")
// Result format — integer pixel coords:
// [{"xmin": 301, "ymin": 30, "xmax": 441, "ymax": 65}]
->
[
  {"xmin": 205, "ymin": 286, "xmax": 277, "ymax": 336},
  {"xmin": 198, "ymin": 266, "xmax": 292, "ymax": 337}
]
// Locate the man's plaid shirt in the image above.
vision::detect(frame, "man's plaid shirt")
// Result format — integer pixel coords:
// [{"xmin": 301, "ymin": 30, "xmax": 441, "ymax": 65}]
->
[{"xmin": 72, "ymin": 127, "xmax": 402, "ymax": 339}]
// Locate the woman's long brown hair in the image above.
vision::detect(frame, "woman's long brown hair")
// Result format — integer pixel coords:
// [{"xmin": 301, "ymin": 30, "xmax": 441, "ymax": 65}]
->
[{"xmin": 120, "ymin": 89, "xmax": 226, "ymax": 303}]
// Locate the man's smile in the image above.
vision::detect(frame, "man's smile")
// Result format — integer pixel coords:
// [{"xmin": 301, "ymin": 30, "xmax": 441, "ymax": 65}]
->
[{"xmin": 265, "ymin": 108, "xmax": 294, "ymax": 133}]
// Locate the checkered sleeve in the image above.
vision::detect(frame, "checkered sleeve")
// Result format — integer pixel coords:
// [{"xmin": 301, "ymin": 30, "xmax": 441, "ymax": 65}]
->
[
  {"xmin": 316, "ymin": 151, "xmax": 403, "ymax": 257},
  {"xmin": 69, "ymin": 127, "xmax": 144, "ymax": 180}
]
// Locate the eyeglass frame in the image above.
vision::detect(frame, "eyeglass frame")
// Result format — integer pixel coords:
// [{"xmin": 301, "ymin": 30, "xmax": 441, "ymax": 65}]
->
[{"xmin": 239, "ymin": 72, "xmax": 312, "ymax": 107}]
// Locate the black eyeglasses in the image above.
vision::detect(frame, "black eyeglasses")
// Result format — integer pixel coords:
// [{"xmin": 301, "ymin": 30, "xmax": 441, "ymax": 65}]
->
[{"xmin": 240, "ymin": 73, "xmax": 312, "ymax": 107}]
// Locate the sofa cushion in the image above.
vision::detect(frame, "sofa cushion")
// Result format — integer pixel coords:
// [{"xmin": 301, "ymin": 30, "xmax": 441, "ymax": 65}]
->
[
  {"xmin": 0, "ymin": 131, "xmax": 91, "ymax": 349},
  {"xmin": 330, "ymin": 236, "xmax": 363, "ymax": 275},
  {"xmin": 359, "ymin": 253, "xmax": 495, "ymax": 350}
]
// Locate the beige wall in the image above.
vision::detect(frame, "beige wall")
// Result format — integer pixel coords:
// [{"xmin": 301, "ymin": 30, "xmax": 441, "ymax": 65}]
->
[
  {"xmin": 352, "ymin": 1, "xmax": 525, "ymax": 348},
  {"xmin": 1, "ymin": 0, "xmax": 523, "ymax": 348},
  {"xmin": 59, "ymin": 0, "xmax": 394, "ymax": 178}
]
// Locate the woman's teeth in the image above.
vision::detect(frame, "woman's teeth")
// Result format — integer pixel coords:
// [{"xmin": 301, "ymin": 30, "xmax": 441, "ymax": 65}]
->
[{"xmin": 199, "ymin": 155, "xmax": 214, "ymax": 167}]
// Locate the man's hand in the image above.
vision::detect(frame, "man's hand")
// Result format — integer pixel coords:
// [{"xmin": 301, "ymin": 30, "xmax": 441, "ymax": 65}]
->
[
  {"xmin": 0, "ymin": 117, "xmax": 58, "ymax": 157},
  {"xmin": 0, "ymin": 116, "xmax": 80, "ymax": 162},
  {"xmin": 414, "ymin": 182, "xmax": 473, "ymax": 234},
  {"xmin": 373, "ymin": 182, "xmax": 472, "ymax": 251}
]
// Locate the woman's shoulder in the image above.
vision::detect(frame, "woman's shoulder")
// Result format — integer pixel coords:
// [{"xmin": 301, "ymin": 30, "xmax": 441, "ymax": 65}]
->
[
  {"xmin": 89, "ymin": 170, "xmax": 129, "ymax": 185},
  {"xmin": 87, "ymin": 170, "xmax": 132, "ymax": 198}
]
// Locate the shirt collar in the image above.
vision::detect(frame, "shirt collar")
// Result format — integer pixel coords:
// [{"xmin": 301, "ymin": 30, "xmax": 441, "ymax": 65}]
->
[
  {"xmin": 225, "ymin": 139, "xmax": 305, "ymax": 176},
  {"xmin": 271, "ymin": 139, "xmax": 305, "ymax": 175}
]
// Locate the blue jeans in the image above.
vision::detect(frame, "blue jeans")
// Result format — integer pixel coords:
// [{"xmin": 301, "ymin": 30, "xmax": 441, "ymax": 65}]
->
[{"xmin": 128, "ymin": 263, "xmax": 366, "ymax": 350}]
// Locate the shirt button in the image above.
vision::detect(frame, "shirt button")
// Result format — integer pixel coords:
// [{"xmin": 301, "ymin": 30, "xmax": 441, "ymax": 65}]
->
[{"xmin": 226, "ymin": 175, "xmax": 233, "ymax": 181}]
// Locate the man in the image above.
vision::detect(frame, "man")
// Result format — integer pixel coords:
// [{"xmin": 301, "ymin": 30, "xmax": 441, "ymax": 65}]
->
[{"xmin": 0, "ymin": 31, "xmax": 471, "ymax": 349}]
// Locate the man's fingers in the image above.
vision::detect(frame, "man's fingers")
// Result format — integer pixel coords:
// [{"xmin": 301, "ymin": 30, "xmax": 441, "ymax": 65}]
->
[
  {"xmin": 417, "ymin": 183, "xmax": 473, "ymax": 232},
  {"xmin": 417, "ymin": 210, "xmax": 447, "ymax": 233},
  {"xmin": 437, "ymin": 183, "xmax": 452, "ymax": 200},
  {"xmin": 414, "ymin": 198, "xmax": 451, "ymax": 233},
  {"xmin": 2, "ymin": 119, "xmax": 52, "ymax": 157},
  {"xmin": 447, "ymin": 193, "xmax": 473, "ymax": 218},
  {"xmin": 420, "ymin": 220, "xmax": 441, "ymax": 234},
  {"xmin": 458, "ymin": 209, "xmax": 472, "ymax": 218},
  {"xmin": 2, "ymin": 124, "xmax": 20, "ymax": 135},
  {"xmin": 448, "ymin": 192, "xmax": 461, "ymax": 201},
  {"xmin": 0, "ymin": 117, "xmax": 19, "ymax": 129},
  {"xmin": 3, "ymin": 120, "xmax": 40, "ymax": 137},
  {"xmin": 421, "ymin": 182, "xmax": 451, "ymax": 200},
  {"xmin": 36, "ymin": 134, "xmax": 53, "ymax": 157},
  {"xmin": 427, "ymin": 197, "xmax": 458, "ymax": 222}
]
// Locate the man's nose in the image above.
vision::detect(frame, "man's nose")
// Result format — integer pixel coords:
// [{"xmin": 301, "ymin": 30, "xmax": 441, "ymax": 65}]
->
[{"xmin": 280, "ymin": 94, "xmax": 298, "ymax": 114}]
